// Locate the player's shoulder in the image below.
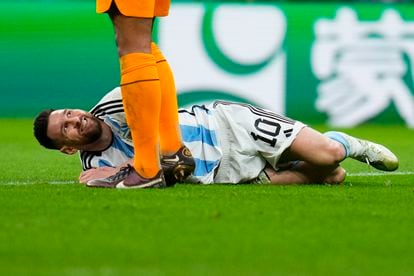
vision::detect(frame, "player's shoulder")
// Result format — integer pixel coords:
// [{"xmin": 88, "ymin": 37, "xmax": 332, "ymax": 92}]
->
[
  {"xmin": 94, "ymin": 87, "xmax": 122, "ymax": 107},
  {"xmin": 89, "ymin": 87, "xmax": 123, "ymax": 117}
]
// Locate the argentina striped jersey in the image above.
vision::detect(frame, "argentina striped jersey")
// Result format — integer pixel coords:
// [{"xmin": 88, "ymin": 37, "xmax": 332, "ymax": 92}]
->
[
  {"xmin": 178, "ymin": 104, "xmax": 222, "ymax": 184},
  {"xmin": 80, "ymin": 87, "xmax": 222, "ymax": 184}
]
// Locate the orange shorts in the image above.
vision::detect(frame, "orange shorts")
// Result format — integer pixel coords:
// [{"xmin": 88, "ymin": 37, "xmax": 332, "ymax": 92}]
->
[{"xmin": 96, "ymin": 0, "xmax": 170, "ymax": 18}]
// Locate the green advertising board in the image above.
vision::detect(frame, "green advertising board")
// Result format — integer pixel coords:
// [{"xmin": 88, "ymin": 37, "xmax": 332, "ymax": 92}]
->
[{"xmin": 1, "ymin": 1, "xmax": 413, "ymax": 127}]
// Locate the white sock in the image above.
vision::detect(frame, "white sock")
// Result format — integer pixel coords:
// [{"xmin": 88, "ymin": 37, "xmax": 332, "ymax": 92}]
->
[{"xmin": 324, "ymin": 131, "xmax": 364, "ymax": 158}]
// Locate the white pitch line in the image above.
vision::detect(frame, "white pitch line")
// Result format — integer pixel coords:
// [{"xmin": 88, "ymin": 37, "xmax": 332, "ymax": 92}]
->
[
  {"xmin": 347, "ymin": 171, "xmax": 414, "ymax": 176},
  {"xmin": 48, "ymin": 180, "xmax": 78, "ymax": 185},
  {"xmin": 0, "ymin": 180, "xmax": 77, "ymax": 185}
]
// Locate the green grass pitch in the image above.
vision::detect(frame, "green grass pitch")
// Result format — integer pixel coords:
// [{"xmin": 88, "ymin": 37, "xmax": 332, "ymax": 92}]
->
[{"xmin": 0, "ymin": 119, "xmax": 413, "ymax": 275}]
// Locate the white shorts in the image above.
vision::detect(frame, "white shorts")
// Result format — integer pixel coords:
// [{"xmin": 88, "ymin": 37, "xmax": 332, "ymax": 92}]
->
[{"xmin": 212, "ymin": 101, "xmax": 306, "ymax": 183}]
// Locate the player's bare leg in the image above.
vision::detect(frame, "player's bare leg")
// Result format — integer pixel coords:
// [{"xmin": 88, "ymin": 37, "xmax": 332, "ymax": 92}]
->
[
  {"xmin": 280, "ymin": 127, "xmax": 346, "ymax": 169},
  {"xmin": 263, "ymin": 162, "xmax": 346, "ymax": 185},
  {"xmin": 260, "ymin": 127, "xmax": 348, "ymax": 185},
  {"xmin": 324, "ymin": 131, "xmax": 399, "ymax": 171},
  {"xmin": 257, "ymin": 126, "xmax": 399, "ymax": 186},
  {"xmin": 281, "ymin": 127, "xmax": 398, "ymax": 172}
]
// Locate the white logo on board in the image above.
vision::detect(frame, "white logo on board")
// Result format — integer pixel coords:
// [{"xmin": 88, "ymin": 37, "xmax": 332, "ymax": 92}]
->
[
  {"xmin": 312, "ymin": 7, "xmax": 414, "ymax": 127},
  {"xmin": 158, "ymin": 5, "xmax": 286, "ymax": 114}
]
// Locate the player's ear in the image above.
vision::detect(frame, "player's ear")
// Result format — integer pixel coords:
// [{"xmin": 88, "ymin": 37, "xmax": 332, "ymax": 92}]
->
[{"xmin": 59, "ymin": 146, "xmax": 78, "ymax": 155}]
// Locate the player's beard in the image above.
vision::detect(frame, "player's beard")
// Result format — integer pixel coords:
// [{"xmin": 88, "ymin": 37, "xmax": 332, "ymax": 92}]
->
[{"xmin": 83, "ymin": 116, "xmax": 103, "ymax": 145}]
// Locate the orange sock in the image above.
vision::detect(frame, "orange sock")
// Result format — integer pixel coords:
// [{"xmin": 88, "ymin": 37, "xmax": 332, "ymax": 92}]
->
[
  {"xmin": 151, "ymin": 42, "xmax": 182, "ymax": 155},
  {"xmin": 120, "ymin": 52, "xmax": 161, "ymax": 178}
]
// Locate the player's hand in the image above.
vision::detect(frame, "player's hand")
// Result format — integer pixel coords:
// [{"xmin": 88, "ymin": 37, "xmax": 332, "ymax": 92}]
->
[{"xmin": 79, "ymin": 167, "xmax": 119, "ymax": 184}]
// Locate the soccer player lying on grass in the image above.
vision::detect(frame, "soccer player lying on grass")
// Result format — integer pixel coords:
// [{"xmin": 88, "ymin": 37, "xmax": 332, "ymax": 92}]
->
[{"xmin": 33, "ymin": 87, "xmax": 399, "ymax": 188}]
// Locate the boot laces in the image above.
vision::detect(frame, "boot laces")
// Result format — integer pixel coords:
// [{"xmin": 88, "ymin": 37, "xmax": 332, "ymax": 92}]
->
[{"xmin": 107, "ymin": 164, "xmax": 133, "ymax": 182}]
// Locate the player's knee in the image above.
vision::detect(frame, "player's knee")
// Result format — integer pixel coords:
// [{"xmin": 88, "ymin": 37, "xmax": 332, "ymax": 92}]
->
[
  {"xmin": 324, "ymin": 168, "xmax": 346, "ymax": 184},
  {"xmin": 324, "ymin": 141, "xmax": 346, "ymax": 165}
]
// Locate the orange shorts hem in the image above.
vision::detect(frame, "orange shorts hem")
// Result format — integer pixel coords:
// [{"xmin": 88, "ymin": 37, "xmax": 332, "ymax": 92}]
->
[{"xmin": 96, "ymin": 0, "xmax": 170, "ymax": 17}]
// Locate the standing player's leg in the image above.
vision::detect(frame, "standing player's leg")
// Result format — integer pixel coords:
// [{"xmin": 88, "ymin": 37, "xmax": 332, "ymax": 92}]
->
[
  {"xmin": 151, "ymin": 43, "xmax": 181, "ymax": 155},
  {"xmin": 91, "ymin": 1, "xmax": 166, "ymax": 188},
  {"xmin": 112, "ymin": 13, "xmax": 164, "ymax": 187},
  {"xmin": 111, "ymin": 13, "xmax": 162, "ymax": 178},
  {"xmin": 151, "ymin": 43, "xmax": 195, "ymax": 183}
]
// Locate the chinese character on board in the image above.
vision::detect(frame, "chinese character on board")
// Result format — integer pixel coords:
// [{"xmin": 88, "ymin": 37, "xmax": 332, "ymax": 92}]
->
[{"xmin": 312, "ymin": 7, "xmax": 414, "ymax": 127}]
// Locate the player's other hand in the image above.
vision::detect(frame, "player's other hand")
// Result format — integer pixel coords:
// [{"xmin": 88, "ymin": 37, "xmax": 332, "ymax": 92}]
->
[{"xmin": 79, "ymin": 167, "xmax": 119, "ymax": 184}]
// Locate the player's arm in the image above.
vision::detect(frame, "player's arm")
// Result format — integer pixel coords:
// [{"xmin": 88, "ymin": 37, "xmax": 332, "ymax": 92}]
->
[{"xmin": 79, "ymin": 159, "xmax": 133, "ymax": 184}]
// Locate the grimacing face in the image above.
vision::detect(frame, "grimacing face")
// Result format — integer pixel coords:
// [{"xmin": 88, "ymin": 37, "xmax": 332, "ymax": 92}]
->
[{"xmin": 47, "ymin": 109, "xmax": 103, "ymax": 149}]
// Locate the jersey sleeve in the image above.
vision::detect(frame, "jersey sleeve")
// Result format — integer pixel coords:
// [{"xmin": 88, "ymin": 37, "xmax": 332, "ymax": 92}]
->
[{"xmin": 80, "ymin": 151, "xmax": 105, "ymax": 171}]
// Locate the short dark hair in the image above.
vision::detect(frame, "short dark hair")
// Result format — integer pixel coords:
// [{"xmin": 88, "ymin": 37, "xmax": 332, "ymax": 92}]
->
[{"xmin": 33, "ymin": 109, "xmax": 59, "ymax": 150}]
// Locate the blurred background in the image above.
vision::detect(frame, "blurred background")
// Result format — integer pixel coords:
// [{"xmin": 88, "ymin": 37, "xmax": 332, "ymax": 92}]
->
[{"xmin": 1, "ymin": 0, "xmax": 413, "ymax": 128}]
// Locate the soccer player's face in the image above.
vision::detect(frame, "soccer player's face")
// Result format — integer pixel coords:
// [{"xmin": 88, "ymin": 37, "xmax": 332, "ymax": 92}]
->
[{"xmin": 47, "ymin": 109, "xmax": 102, "ymax": 148}]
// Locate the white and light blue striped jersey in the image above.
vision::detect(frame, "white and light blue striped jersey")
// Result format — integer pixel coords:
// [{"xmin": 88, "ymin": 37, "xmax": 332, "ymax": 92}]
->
[
  {"xmin": 80, "ymin": 87, "xmax": 222, "ymax": 184},
  {"xmin": 177, "ymin": 104, "xmax": 222, "ymax": 184}
]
